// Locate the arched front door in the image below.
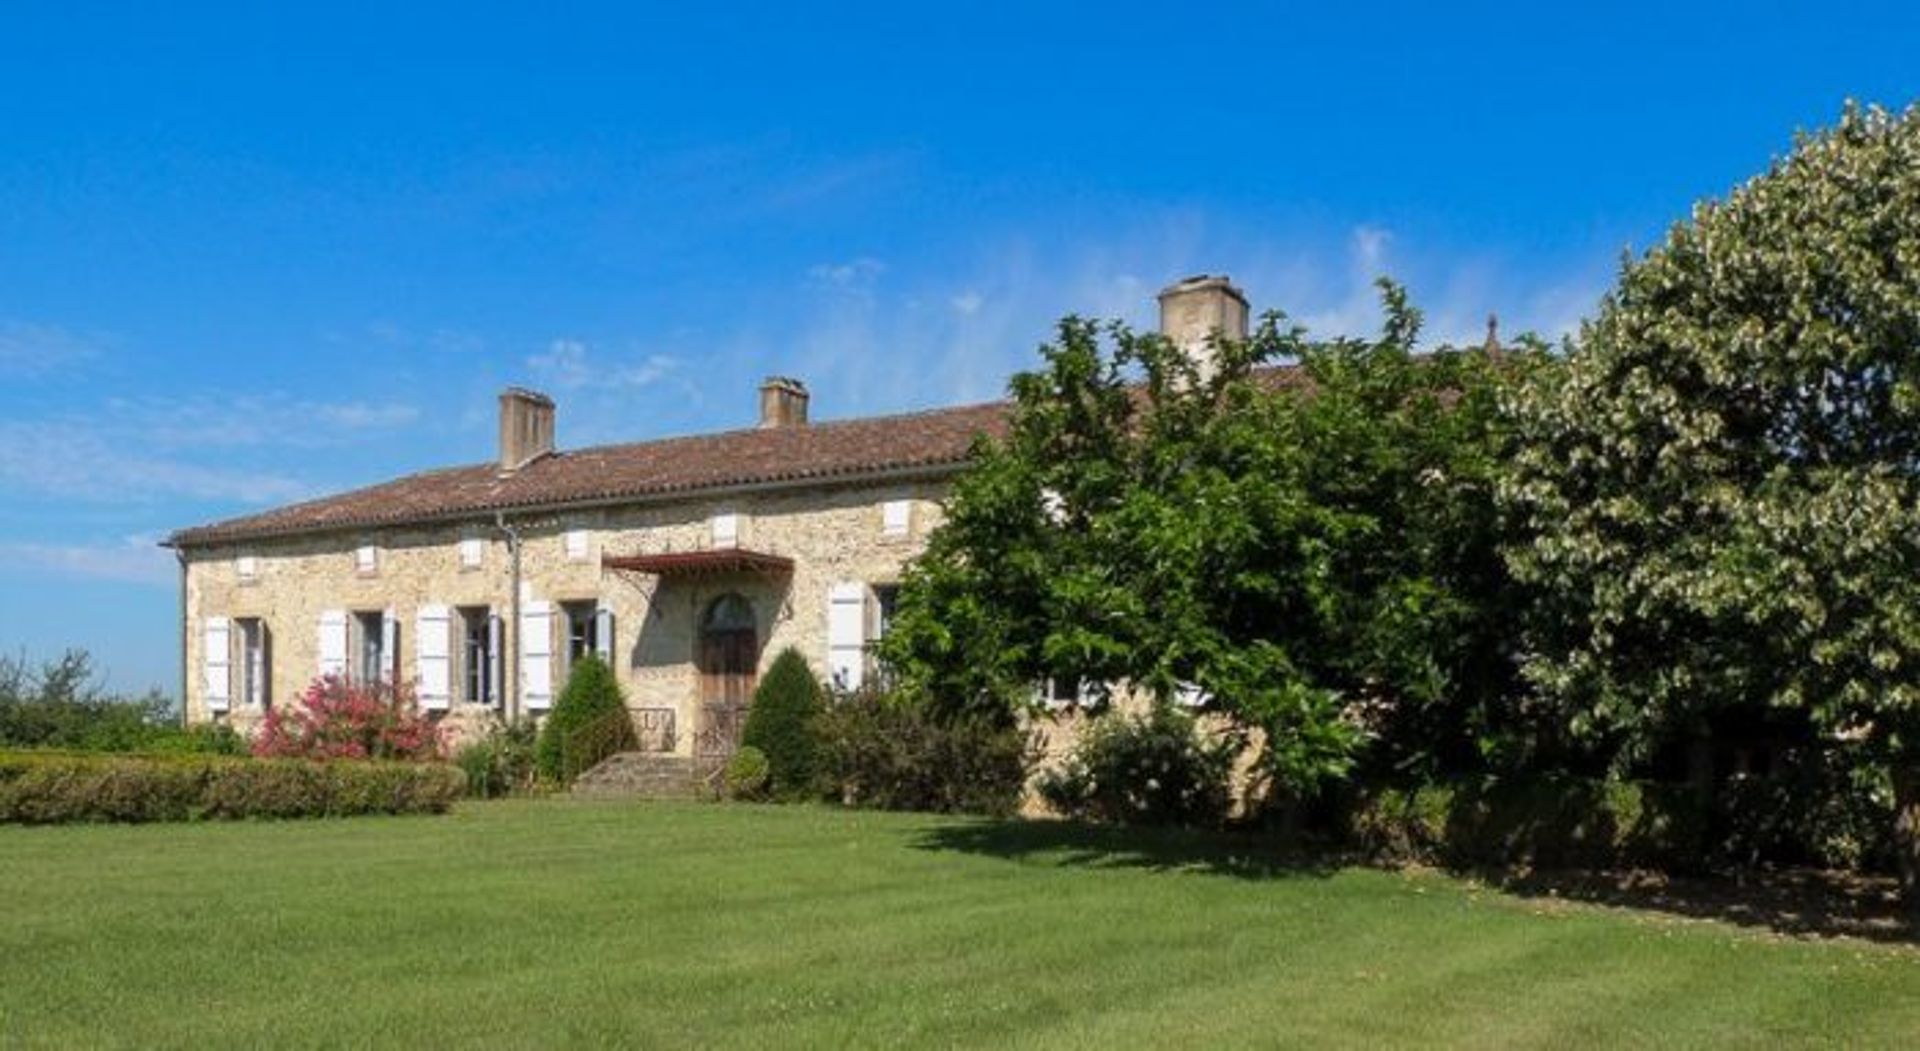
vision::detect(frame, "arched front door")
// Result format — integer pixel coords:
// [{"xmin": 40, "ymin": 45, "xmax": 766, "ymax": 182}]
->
[{"xmin": 695, "ymin": 593, "xmax": 757, "ymax": 757}]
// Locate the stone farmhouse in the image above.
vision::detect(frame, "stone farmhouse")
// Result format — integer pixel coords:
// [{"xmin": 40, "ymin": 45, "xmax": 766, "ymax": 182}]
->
[{"xmin": 165, "ymin": 275, "xmax": 1251, "ymax": 759}]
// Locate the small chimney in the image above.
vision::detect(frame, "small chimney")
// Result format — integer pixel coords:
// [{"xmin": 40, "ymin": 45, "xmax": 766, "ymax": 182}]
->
[
  {"xmin": 758, "ymin": 376, "xmax": 810, "ymax": 428},
  {"xmin": 1157, "ymin": 274, "xmax": 1250, "ymax": 379},
  {"xmin": 498, "ymin": 387, "xmax": 555, "ymax": 474}
]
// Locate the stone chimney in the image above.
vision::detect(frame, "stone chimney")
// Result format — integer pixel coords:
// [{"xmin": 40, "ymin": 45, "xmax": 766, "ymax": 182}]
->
[
  {"xmin": 758, "ymin": 377, "xmax": 810, "ymax": 428},
  {"xmin": 497, "ymin": 387, "xmax": 555, "ymax": 474},
  {"xmin": 1157, "ymin": 274, "xmax": 1250, "ymax": 379}
]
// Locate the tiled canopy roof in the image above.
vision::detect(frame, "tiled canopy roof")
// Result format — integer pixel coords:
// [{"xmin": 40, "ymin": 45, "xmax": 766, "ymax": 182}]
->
[{"xmin": 166, "ymin": 400, "xmax": 1011, "ymax": 547}]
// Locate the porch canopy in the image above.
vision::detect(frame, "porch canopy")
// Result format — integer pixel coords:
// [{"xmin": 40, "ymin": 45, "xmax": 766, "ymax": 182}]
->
[{"xmin": 600, "ymin": 549, "xmax": 794, "ymax": 578}]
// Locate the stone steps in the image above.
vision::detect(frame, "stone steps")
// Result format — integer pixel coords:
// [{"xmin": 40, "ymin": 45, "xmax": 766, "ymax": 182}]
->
[{"xmin": 571, "ymin": 752, "xmax": 717, "ymax": 800}]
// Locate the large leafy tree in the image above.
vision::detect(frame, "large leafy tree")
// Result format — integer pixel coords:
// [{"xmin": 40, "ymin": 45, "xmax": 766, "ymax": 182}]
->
[
  {"xmin": 881, "ymin": 285, "xmax": 1520, "ymax": 797},
  {"xmin": 1501, "ymin": 104, "xmax": 1920, "ymax": 891}
]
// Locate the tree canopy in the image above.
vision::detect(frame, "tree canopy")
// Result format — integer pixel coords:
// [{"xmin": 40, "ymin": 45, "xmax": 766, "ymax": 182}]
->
[
  {"xmin": 1503, "ymin": 103, "xmax": 1920, "ymax": 764},
  {"xmin": 880, "ymin": 285, "xmax": 1521, "ymax": 793}
]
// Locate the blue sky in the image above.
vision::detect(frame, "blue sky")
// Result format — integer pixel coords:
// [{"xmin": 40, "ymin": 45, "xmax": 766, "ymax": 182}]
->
[{"xmin": 2, "ymin": 2, "xmax": 1916, "ymax": 696}]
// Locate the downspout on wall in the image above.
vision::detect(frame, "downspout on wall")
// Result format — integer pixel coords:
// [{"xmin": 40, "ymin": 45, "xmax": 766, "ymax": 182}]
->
[{"xmin": 494, "ymin": 511, "xmax": 523, "ymax": 722}]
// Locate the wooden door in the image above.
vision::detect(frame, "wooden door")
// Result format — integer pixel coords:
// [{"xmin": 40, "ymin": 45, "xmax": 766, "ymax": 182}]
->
[{"xmin": 695, "ymin": 595, "xmax": 757, "ymax": 758}]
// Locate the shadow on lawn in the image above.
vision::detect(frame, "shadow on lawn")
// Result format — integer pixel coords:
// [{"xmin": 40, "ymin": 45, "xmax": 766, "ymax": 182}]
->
[
  {"xmin": 1483, "ymin": 866, "xmax": 1915, "ymax": 945},
  {"xmin": 914, "ymin": 818, "xmax": 1339, "ymax": 881},
  {"xmin": 918, "ymin": 818, "xmax": 1915, "ymax": 944}
]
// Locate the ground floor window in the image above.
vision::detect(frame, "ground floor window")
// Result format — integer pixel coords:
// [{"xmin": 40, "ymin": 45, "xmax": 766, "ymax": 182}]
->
[
  {"xmin": 562, "ymin": 601, "xmax": 599, "ymax": 671},
  {"xmin": 237, "ymin": 617, "xmax": 270, "ymax": 709},
  {"xmin": 353, "ymin": 610, "xmax": 388, "ymax": 684},
  {"xmin": 868, "ymin": 584, "xmax": 900, "ymax": 688},
  {"xmin": 460, "ymin": 606, "xmax": 500, "ymax": 707}
]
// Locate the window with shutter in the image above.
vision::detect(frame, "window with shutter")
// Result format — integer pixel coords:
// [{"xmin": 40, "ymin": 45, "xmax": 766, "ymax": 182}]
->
[
  {"xmin": 354, "ymin": 545, "xmax": 379, "ymax": 574},
  {"xmin": 416, "ymin": 605, "xmax": 452, "ymax": 711},
  {"xmin": 882, "ymin": 499, "xmax": 911, "ymax": 537},
  {"xmin": 521, "ymin": 600, "xmax": 554, "ymax": 710},
  {"xmin": 564, "ymin": 529, "xmax": 589, "ymax": 562},
  {"xmin": 487, "ymin": 613, "xmax": 504, "ymax": 708},
  {"xmin": 594, "ymin": 605, "xmax": 615, "ymax": 664},
  {"xmin": 381, "ymin": 610, "xmax": 400, "ymax": 685},
  {"xmin": 317, "ymin": 610, "xmax": 349, "ymax": 679},
  {"xmin": 711, "ymin": 513, "xmax": 739, "ymax": 549},
  {"xmin": 203, "ymin": 616, "xmax": 231, "ymax": 713},
  {"xmin": 237, "ymin": 618, "xmax": 270, "ymax": 709},
  {"xmin": 826, "ymin": 582, "xmax": 866, "ymax": 691},
  {"xmin": 458, "ymin": 538, "xmax": 485, "ymax": 570}
]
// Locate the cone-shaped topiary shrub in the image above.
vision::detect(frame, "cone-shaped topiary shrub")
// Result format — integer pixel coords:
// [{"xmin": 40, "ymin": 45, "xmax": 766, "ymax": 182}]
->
[
  {"xmin": 535, "ymin": 655, "xmax": 632, "ymax": 783},
  {"xmin": 740, "ymin": 647, "xmax": 822, "ymax": 799}
]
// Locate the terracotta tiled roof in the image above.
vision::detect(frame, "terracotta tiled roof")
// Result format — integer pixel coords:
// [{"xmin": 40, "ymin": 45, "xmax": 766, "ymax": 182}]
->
[{"xmin": 166, "ymin": 400, "xmax": 1011, "ymax": 547}]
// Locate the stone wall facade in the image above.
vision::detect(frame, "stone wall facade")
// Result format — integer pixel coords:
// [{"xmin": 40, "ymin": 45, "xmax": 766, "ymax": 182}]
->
[{"xmin": 183, "ymin": 477, "xmax": 946, "ymax": 755}]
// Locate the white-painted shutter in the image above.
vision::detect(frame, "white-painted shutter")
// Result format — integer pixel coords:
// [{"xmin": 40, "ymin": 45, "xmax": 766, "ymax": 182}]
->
[
  {"xmin": 882, "ymin": 499, "xmax": 911, "ymax": 536},
  {"xmin": 594, "ymin": 605, "xmax": 615, "ymax": 663},
  {"xmin": 711, "ymin": 513, "xmax": 739, "ymax": 549},
  {"xmin": 355, "ymin": 545, "xmax": 378, "ymax": 573},
  {"xmin": 827, "ymin": 582, "xmax": 867, "ymax": 692},
  {"xmin": 203, "ymin": 616, "xmax": 231, "ymax": 713},
  {"xmin": 380, "ymin": 610, "xmax": 399, "ymax": 685},
  {"xmin": 564, "ymin": 529, "xmax": 589, "ymax": 562},
  {"xmin": 459, "ymin": 538, "xmax": 484, "ymax": 568},
  {"xmin": 487, "ymin": 613, "xmax": 505, "ymax": 708},
  {"xmin": 521, "ymin": 600, "xmax": 554, "ymax": 710},
  {"xmin": 416, "ymin": 604, "xmax": 452, "ymax": 710},
  {"xmin": 317, "ymin": 610, "xmax": 348, "ymax": 679}
]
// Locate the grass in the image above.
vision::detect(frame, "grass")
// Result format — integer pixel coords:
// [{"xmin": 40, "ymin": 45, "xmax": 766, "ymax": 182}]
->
[{"xmin": 1, "ymin": 800, "xmax": 1917, "ymax": 1049}]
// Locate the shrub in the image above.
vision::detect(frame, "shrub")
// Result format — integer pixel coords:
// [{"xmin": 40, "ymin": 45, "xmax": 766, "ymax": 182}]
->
[
  {"xmin": 724, "ymin": 746, "xmax": 771, "ymax": 801},
  {"xmin": 535, "ymin": 656, "xmax": 632, "ymax": 783},
  {"xmin": 1339, "ymin": 768, "xmax": 1902, "ymax": 875},
  {"xmin": 142, "ymin": 723, "xmax": 247, "ymax": 756},
  {"xmin": 814, "ymin": 688, "xmax": 1035, "ymax": 816},
  {"xmin": 455, "ymin": 720, "xmax": 540, "ymax": 799},
  {"xmin": 253, "ymin": 677, "xmax": 443, "ymax": 761},
  {"xmin": 1037, "ymin": 705, "xmax": 1237, "ymax": 827},
  {"xmin": 0, "ymin": 649, "xmax": 191, "ymax": 753},
  {"xmin": 740, "ymin": 648, "xmax": 821, "ymax": 798},
  {"xmin": 0, "ymin": 751, "xmax": 464, "ymax": 823}
]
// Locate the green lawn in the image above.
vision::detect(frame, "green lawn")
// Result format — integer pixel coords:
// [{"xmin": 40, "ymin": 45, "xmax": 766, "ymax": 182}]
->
[{"xmin": 1, "ymin": 801, "xmax": 1915, "ymax": 1049}]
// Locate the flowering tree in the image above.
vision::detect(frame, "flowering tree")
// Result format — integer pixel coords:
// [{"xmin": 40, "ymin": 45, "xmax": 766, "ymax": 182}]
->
[
  {"xmin": 253, "ymin": 676, "xmax": 443, "ymax": 761},
  {"xmin": 1502, "ymin": 103, "xmax": 1920, "ymax": 898}
]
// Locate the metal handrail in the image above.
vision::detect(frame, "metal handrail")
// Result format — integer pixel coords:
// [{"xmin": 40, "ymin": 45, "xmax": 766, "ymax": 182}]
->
[{"xmin": 560, "ymin": 707, "xmax": 640, "ymax": 783}]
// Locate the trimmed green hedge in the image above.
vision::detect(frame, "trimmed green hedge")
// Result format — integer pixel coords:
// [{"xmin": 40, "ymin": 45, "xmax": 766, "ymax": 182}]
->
[{"xmin": 0, "ymin": 751, "xmax": 465, "ymax": 824}]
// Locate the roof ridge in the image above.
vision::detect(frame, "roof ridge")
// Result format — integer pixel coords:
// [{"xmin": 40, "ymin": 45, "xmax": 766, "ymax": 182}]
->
[{"xmin": 553, "ymin": 396, "xmax": 1009, "ymax": 460}]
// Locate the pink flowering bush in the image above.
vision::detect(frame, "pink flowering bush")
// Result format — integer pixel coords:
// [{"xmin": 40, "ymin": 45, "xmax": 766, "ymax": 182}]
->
[{"xmin": 253, "ymin": 676, "xmax": 443, "ymax": 761}]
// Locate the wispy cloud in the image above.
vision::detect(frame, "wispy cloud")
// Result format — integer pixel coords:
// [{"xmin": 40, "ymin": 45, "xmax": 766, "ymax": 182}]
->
[
  {"xmin": 528, "ymin": 339, "xmax": 679, "ymax": 390},
  {"xmin": 807, "ymin": 257, "xmax": 887, "ymax": 288},
  {"xmin": 94, "ymin": 394, "xmax": 422, "ymax": 449},
  {"xmin": 0, "ymin": 534, "xmax": 175, "ymax": 587},
  {"xmin": 0, "ymin": 420, "xmax": 310, "ymax": 504},
  {"xmin": 749, "ymin": 215, "xmax": 1609, "ymax": 418},
  {"xmin": 0, "ymin": 320, "xmax": 104, "ymax": 378}
]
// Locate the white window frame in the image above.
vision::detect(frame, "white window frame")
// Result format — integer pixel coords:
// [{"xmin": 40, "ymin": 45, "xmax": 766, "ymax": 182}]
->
[
  {"xmin": 881, "ymin": 499, "xmax": 911, "ymax": 538},
  {"xmin": 563, "ymin": 529, "xmax": 590, "ymax": 563},
  {"xmin": 237, "ymin": 617, "xmax": 269, "ymax": 709},
  {"xmin": 235, "ymin": 555, "xmax": 259, "ymax": 582},
  {"xmin": 711, "ymin": 512, "xmax": 740, "ymax": 550},
  {"xmin": 458, "ymin": 537, "xmax": 485, "ymax": 570},
  {"xmin": 354, "ymin": 545, "xmax": 379, "ymax": 575}
]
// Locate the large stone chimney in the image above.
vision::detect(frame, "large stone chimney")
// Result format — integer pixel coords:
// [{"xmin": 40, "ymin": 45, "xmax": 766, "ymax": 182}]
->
[
  {"xmin": 1157, "ymin": 274, "xmax": 1250, "ymax": 379},
  {"xmin": 497, "ymin": 387, "xmax": 555, "ymax": 474},
  {"xmin": 758, "ymin": 377, "xmax": 810, "ymax": 428}
]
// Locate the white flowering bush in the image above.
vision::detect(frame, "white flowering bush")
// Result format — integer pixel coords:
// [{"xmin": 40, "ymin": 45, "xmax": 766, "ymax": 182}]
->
[
  {"xmin": 1502, "ymin": 102, "xmax": 1920, "ymax": 896},
  {"xmin": 1038, "ymin": 705, "xmax": 1238, "ymax": 826}
]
